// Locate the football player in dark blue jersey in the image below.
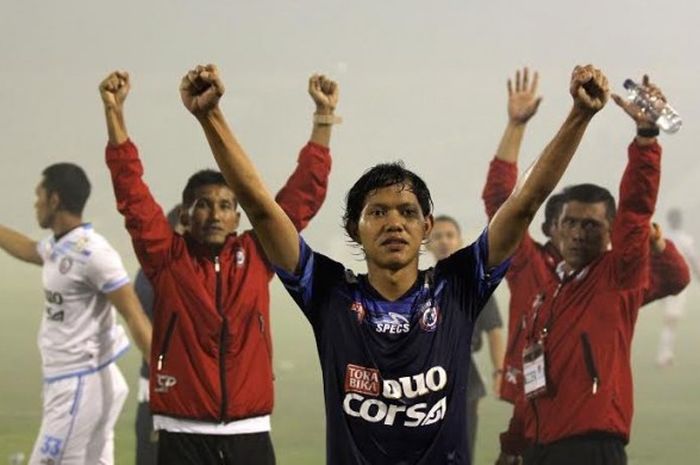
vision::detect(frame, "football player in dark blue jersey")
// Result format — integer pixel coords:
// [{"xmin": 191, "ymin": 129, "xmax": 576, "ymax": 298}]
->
[{"xmin": 181, "ymin": 63, "xmax": 609, "ymax": 465}]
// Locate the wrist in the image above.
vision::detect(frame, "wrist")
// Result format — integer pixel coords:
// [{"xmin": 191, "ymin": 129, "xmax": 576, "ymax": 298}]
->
[
  {"xmin": 314, "ymin": 106, "xmax": 335, "ymax": 116},
  {"xmin": 492, "ymin": 368, "xmax": 504, "ymax": 378},
  {"xmin": 195, "ymin": 106, "xmax": 224, "ymax": 123}
]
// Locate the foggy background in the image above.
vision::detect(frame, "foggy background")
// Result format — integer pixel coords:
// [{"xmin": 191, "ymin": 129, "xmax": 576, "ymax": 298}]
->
[
  {"xmin": 1, "ymin": 0, "xmax": 699, "ymax": 462},
  {"xmin": 1, "ymin": 0, "xmax": 698, "ymax": 264}
]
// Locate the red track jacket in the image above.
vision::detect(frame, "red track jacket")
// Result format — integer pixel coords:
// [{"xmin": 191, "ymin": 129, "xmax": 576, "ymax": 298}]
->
[
  {"xmin": 482, "ymin": 141, "xmax": 689, "ymax": 451},
  {"xmin": 106, "ymin": 139, "xmax": 331, "ymax": 422}
]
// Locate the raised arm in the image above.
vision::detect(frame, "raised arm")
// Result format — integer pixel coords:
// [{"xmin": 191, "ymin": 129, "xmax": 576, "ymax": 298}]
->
[
  {"xmin": 100, "ymin": 72, "xmax": 175, "ymax": 274},
  {"xmin": 274, "ymin": 75, "xmax": 337, "ymax": 231},
  {"xmin": 483, "ymin": 68, "xmax": 542, "ymax": 219},
  {"xmin": 608, "ymin": 75, "xmax": 665, "ymax": 287},
  {"xmin": 181, "ymin": 64, "xmax": 301, "ymax": 273},
  {"xmin": 0, "ymin": 225, "xmax": 42, "ymax": 265},
  {"xmin": 487, "ymin": 65, "xmax": 609, "ymax": 268}
]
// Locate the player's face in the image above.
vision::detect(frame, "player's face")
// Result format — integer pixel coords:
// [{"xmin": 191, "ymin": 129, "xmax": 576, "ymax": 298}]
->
[
  {"xmin": 356, "ymin": 184, "xmax": 432, "ymax": 272},
  {"xmin": 427, "ymin": 220, "xmax": 462, "ymax": 261},
  {"xmin": 34, "ymin": 183, "xmax": 56, "ymax": 229},
  {"xmin": 185, "ymin": 184, "xmax": 240, "ymax": 247},
  {"xmin": 557, "ymin": 201, "xmax": 611, "ymax": 270}
]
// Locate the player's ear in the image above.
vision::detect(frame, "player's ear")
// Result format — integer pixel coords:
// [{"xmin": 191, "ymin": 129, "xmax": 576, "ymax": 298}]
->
[{"xmin": 423, "ymin": 214, "xmax": 434, "ymax": 240}]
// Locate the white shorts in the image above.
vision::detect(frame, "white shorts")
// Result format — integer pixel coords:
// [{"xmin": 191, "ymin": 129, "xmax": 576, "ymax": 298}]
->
[{"xmin": 29, "ymin": 363, "xmax": 129, "ymax": 465}]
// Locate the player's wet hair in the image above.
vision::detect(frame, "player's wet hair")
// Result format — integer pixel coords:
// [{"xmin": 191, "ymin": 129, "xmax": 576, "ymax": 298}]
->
[
  {"xmin": 561, "ymin": 183, "xmax": 616, "ymax": 222},
  {"xmin": 182, "ymin": 170, "xmax": 230, "ymax": 207},
  {"xmin": 343, "ymin": 162, "xmax": 433, "ymax": 242},
  {"xmin": 41, "ymin": 163, "xmax": 91, "ymax": 215}
]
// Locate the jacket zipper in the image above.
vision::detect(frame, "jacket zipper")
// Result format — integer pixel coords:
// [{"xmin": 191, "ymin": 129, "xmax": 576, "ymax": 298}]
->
[
  {"xmin": 157, "ymin": 313, "xmax": 178, "ymax": 371},
  {"xmin": 580, "ymin": 333, "xmax": 600, "ymax": 395},
  {"xmin": 215, "ymin": 256, "xmax": 229, "ymax": 422}
]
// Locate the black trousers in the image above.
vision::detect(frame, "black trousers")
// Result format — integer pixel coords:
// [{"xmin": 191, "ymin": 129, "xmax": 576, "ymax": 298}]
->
[
  {"xmin": 523, "ymin": 433, "xmax": 626, "ymax": 465},
  {"xmin": 135, "ymin": 401, "xmax": 158, "ymax": 465},
  {"xmin": 157, "ymin": 430, "xmax": 276, "ymax": 465}
]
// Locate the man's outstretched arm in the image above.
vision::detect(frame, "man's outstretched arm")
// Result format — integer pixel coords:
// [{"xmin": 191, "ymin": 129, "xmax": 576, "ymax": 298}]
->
[
  {"xmin": 183, "ymin": 64, "xmax": 301, "ymax": 273},
  {"xmin": 274, "ymin": 74, "xmax": 337, "ymax": 232},
  {"xmin": 487, "ymin": 65, "xmax": 609, "ymax": 268},
  {"xmin": 0, "ymin": 225, "xmax": 42, "ymax": 265}
]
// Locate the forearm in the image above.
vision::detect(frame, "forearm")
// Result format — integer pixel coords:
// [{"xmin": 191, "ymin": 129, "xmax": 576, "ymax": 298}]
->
[
  {"xmin": 487, "ymin": 328, "xmax": 506, "ymax": 371},
  {"xmin": 495, "ymin": 121, "xmax": 527, "ymax": 163},
  {"xmin": 309, "ymin": 107, "xmax": 335, "ymax": 148},
  {"xmin": 488, "ymin": 107, "xmax": 593, "ymax": 266},
  {"xmin": 104, "ymin": 106, "xmax": 129, "ymax": 146},
  {"xmin": 125, "ymin": 310, "xmax": 152, "ymax": 362},
  {"xmin": 0, "ymin": 225, "xmax": 41, "ymax": 264},
  {"xmin": 197, "ymin": 108, "xmax": 300, "ymax": 272}
]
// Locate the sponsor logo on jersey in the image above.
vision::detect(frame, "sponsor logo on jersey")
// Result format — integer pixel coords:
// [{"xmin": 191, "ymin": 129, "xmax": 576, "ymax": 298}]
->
[
  {"xmin": 418, "ymin": 301, "xmax": 439, "ymax": 332},
  {"xmin": 345, "ymin": 364, "xmax": 380, "ymax": 396},
  {"xmin": 59, "ymin": 256, "xmax": 73, "ymax": 274},
  {"xmin": 342, "ymin": 364, "xmax": 448, "ymax": 427},
  {"xmin": 374, "ymin": 312, "xmax": 410, "ymax": 334},
  {"xmin": 350, "ymin": 301, "xmax": 366, "ymax": 324},
  {"xmin": 155, "ymin": 374, "xmax": 178, "ymax": 393}
]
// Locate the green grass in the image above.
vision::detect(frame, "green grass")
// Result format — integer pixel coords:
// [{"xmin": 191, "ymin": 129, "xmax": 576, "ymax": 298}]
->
[{"xmin": 1, "ymin": 263, "xmax": 699, "ymax": 465}]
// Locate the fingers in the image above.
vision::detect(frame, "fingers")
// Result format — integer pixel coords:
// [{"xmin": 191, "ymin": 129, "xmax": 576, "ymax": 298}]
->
[
  {"xmin": 507, "ymin": 78, "xmax": 513, "ymax": 96},
  {"xmin": 181, "ymin": 64, "xmax": 224, "ymax": 96},
  {"xmin": 100, "ymin": 71, "xmax": 130, "ymax": 97},
  {"xmin": 530, "ymin": 70, "xmax": 539, "ymax": 95}
]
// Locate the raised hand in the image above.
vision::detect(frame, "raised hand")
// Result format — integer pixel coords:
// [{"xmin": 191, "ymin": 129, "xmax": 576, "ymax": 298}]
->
[
  {"xmin": 99, "ymin": 71, "xmax": 130, "ymax": 110},
  {"xmin": 508, "ymin": 67, "xmax": 542, "ymax": 125},
  {"xmin": 569, "ymin": 65, "xmax": 609, "ymax": 114},
  {"xmin": 611, "ymin": 74, "xmax": 666, "ymax": 129},
  {"xmin": 308, "ymin": 74, "xmax": 339, "ymax": 115},
  {"xmin": 180, "ymin": 64, "xmax": 225, "ymax": 117}
]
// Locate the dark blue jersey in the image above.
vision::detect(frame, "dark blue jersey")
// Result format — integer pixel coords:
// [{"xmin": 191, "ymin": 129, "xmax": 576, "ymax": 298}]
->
[{"xmin": 276, "ymin": 229, "xmax": 509, "ymax": 465}]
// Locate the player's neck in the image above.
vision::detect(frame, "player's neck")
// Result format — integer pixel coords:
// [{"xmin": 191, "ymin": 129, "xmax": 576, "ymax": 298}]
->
[
  {"xmin": 366, "ymin": 262, "xmax": 419, "ymax": 301},
  {"xmin": 50, "ymin": 213, "xmax": 84, "ymax": 238}
]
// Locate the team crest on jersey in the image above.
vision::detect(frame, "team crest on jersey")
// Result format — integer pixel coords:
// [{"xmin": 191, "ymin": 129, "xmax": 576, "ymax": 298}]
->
[
  {"xmin": 505, "ymin": 365, "xmax": 521, "ymax": 384},
  {"xmin": 235, "ymin": 248, "xmax": 246, "ymax": 267},
  {"xmin": 59, "ymin": 256, "xmax": 73, "ymax": 274},
  {"xmin": 418, "ymin": 301, "xmax": 439, "ymax": 332},
  {"xmin": 350, "ymin": 301, "xmax": 366, "ymax": 324},
  {"xmin": 155, "ymin": 374, "xmax": 177, "ymax": 393}
]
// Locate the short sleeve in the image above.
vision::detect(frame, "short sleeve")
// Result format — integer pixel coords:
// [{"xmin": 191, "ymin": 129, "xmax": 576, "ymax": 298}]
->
[
  {"xmin": 86, "ymin": 241, "xmax": 130, "ymax": 293},
  {"xmin": 436, "ymin": 228, "xmax": 510, "ymax": 321},
  {"xmin": 274, "ymin": 235, "xmax": 346, "ymax": 326}
]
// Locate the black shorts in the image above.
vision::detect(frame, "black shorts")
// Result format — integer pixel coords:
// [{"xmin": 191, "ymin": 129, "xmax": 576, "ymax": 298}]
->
[
  {"xmin": 157, "ymin": 430, "xmax": 275, "ymax": 465},
  {"xmin": 523, "ymin": 432, "xmax": 626, "ymax": 465}
]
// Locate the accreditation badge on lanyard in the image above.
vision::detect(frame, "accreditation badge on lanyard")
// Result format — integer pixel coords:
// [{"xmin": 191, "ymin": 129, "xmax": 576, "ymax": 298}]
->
[
  {"xmin": 522, "ymin": 339, "xmax": 547, "ymax": 399},
  {"xmin": 522, "ymin": 292, "xmax": 548, "ymax": 399}
]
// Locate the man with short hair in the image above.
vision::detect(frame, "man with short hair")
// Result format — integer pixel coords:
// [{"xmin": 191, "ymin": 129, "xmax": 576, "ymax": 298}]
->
[
  {"xmin": 491, "ymin": 75, "xmax": 682, "ymax": 465},
  {"xmin": 483, "ymin": 70, "xmax": 690, "ymax": 411},
  {"xmin": 0, "ymin": 163, "xmax": 152, "ymax": 465},
  {"xmin": 100, "ymin": 69, "xmax": 336, "ymax": 465},
  {"xmin": 183, "ymin": 62, "xmax": 609, "ymax": 465},
  {"xmin": 427, "ymin": 214, "xmax": 506, "ymax": 463}
]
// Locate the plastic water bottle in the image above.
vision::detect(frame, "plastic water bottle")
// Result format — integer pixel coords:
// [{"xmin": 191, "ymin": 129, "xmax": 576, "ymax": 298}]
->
[{"xmin": 623, "ymin": 79, "xmax": 682, "ymax": 134}]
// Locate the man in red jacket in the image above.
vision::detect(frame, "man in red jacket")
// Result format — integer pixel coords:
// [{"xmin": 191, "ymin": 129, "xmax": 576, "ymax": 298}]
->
[
  {"xmin": 99, "ymin": 70, "xmax": 337, "ymax": 465},
  {"xmin": 486, "ymin": 71, "xmax": 687, "ymax": 465}
]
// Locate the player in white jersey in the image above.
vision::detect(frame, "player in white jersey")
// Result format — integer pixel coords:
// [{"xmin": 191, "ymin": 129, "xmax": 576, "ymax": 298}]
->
[
  {"xmin": 657, "ymin": 208, "xmax": 700, "ymax": 367},
  {"xmin": 0, "ymin": 162, "xmax": 152, "ymax": 465}
]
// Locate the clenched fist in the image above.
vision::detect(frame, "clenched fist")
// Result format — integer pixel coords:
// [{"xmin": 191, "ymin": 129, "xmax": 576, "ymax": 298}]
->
[
  {"xmin": 99, "ymin": 71, "xmax": 130, "ymax": 110},
  {"xmin": 180, "ymin": 64, "xmax": 225, "ymax": 117},
  {"xmin": 569, "ymin": 65, "xmax": 609, "ymax": 114}
]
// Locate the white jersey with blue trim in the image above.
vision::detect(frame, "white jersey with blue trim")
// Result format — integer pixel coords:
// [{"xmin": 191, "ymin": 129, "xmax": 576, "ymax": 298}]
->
[{"xmin": 36, "ymin": 224, "xmax": 130, "ymax": 381}]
